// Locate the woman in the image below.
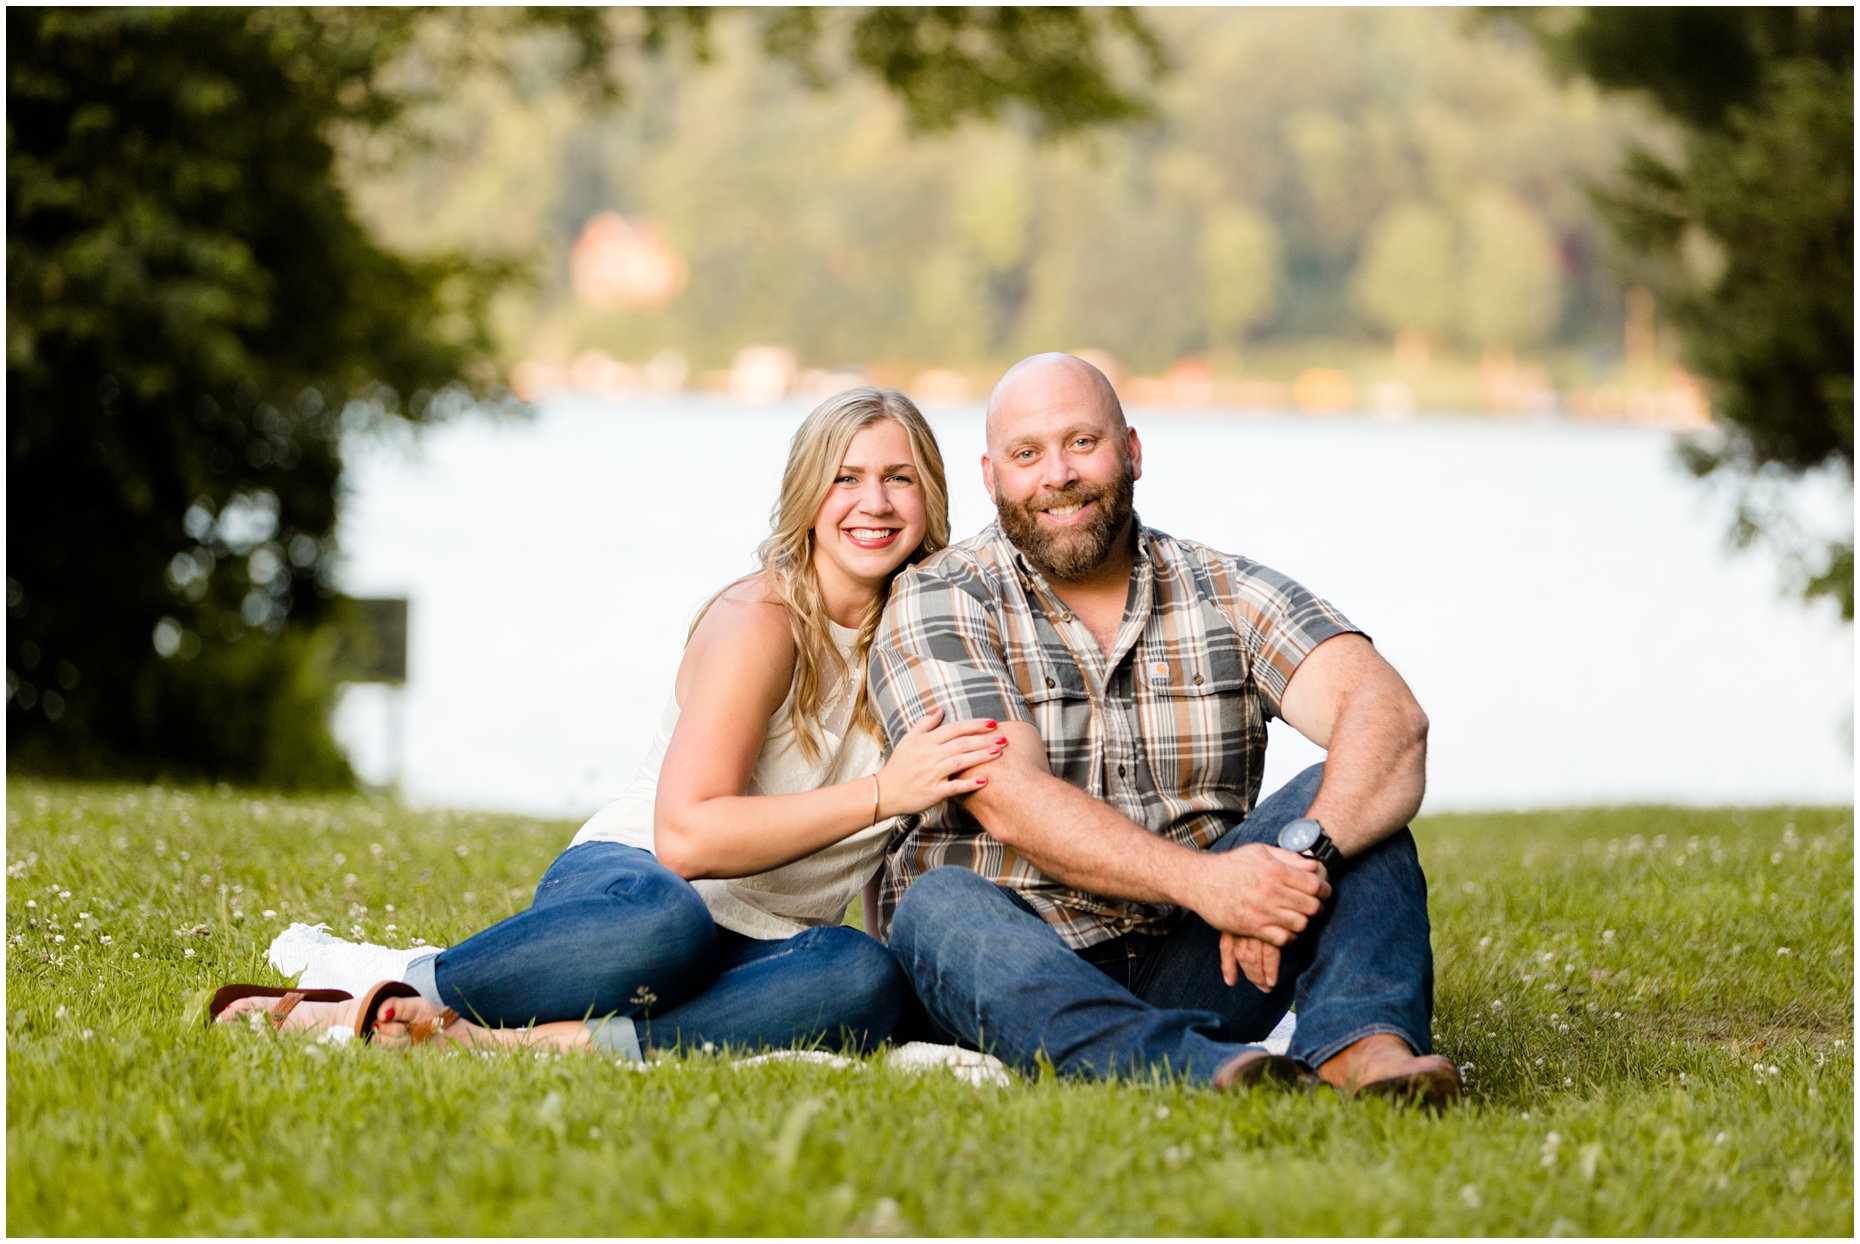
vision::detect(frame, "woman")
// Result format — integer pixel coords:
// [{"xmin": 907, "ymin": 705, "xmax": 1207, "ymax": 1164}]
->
[{"xmin": 211, "ymin": 387, "xmax": 1002, "ymax": 1055}]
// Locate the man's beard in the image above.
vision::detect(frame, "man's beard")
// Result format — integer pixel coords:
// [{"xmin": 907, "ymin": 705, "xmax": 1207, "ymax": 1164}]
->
[{"xmin": 993, "ymin": 458, "xmax": 1136, "ymax": 582}]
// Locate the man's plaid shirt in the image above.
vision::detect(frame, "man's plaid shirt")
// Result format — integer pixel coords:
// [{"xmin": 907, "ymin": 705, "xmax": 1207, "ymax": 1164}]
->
[{"xmin": 867, "ymin": 518, "xmax": 1359, "ymax": 949}]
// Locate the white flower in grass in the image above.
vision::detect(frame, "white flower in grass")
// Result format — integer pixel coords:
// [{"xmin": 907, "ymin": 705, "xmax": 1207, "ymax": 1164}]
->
[
  {"xmin": 52, "ymin": 935, "xmax": 64, "ymax": 944},
  {"xmin": 1459, "ymin": 1184, "xmax": 1482, "ymax": 1208},
  {"xmin": 263, "ymin": 910, "xmax": 277, "ymax": 920},
  {"xmin": 54, "ymin": 1006, "xmax": 68, "ymax": 1020},
  {"xmin": 184, "ymin": 948, "xmax": 195, "ymax": 958}
]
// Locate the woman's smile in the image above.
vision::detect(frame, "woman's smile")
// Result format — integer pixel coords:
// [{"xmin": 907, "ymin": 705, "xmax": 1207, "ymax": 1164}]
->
[{"xmin": 842, "ymin": 525, "xmax": 901, "ymax": 549}]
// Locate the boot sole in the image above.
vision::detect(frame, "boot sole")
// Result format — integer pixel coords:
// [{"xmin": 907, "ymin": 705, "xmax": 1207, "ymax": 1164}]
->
[
  {"xmin": 1356, "ymin": 1063, "xmax": 1463, "ymax": 1109},
  {"xmin": 1216, "ymin": 1052, "xmax": 1312, "ymax": 1092}
]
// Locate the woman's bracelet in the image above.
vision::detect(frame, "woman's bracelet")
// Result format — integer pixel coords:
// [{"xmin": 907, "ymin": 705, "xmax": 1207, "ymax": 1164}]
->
[{"xmin": 870, "ymin": 774, "xmax": 881, "ymax": 827}]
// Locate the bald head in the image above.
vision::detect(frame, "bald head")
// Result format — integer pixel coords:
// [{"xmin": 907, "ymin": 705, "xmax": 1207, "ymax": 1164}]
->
[
  {"xmin": 980, "ymin": 353, "xmax": 1142, "ymax": 583},
  {"xmin": 985, "ymin": 353, "xmax": 1126, "ymax": 453}
]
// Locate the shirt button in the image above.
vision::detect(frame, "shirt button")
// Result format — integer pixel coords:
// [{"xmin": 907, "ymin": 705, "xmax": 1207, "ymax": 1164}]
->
[
  {"xmin": 1117, "ymin": 765, "xmax": 1126, "ymax": 777},
  {"xmin": 1193, "ymin": 673, "xmax": 1203, "ymax": 685},
  {"xmin": 1060, "ymin": 612, "xmax": 1073, "ymax": 622},
  {"xmin": 1045, "ymin": 677, "xmax": 1056, "ymax": 689}
]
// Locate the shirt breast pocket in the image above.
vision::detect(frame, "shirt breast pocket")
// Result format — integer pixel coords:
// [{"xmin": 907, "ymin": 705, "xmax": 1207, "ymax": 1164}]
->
[
  {"xmin": 1019, "ymin": 661, "xmax": 1091, "ymax": 773},
  {"xmin": 1138, "ymin": 647, "xmax": 1253, "ymax": 792}
]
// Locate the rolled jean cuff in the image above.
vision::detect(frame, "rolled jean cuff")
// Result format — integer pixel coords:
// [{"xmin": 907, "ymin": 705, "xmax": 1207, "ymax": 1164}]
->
[
  {"xmin": 587, "ymin": 1014, "xmax": 643, "ymax": 1062},
  {"xmin": 402, "ymin": 952, "xmax": 444, "ymax": 1007}
]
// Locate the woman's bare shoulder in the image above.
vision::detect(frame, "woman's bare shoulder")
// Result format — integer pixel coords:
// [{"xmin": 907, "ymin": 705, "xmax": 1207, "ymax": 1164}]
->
[
  {"xmin": 699, "ymin": 577, "xmax": 790, "ymax": 643},
  {"xmin": 717, "ymin": 572, "xmax": 782, "ymax": 607}
]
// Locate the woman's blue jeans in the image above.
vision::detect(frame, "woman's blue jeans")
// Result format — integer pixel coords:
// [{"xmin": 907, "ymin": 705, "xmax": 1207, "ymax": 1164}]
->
[{"xmin": 421, "ymin": 842, "xmax": 909, "ymax": 1053}]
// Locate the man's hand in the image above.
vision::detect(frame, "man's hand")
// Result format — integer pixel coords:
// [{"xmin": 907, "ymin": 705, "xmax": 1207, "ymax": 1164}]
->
[
  {"xmin": 1182, "ymin": 843, "xmax": 1329, "ymax": 958},
  {"xmin": 1215, "ymin": 850, "xmax": 1331, "ymax": 990},
  {"xmin": 1221, "ymin": 933, "xmax": 1283, "ymax": 991}
]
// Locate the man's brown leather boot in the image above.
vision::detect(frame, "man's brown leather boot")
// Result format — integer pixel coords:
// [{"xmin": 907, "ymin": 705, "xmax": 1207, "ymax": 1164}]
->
[
  {"xmin": 1318, "ymin": 1033, "xmax": 1461, "ymax": 1108},
  {"xmin": 1212, "ymin": 1049, "xmax": 1309, "ymax": 1091}
]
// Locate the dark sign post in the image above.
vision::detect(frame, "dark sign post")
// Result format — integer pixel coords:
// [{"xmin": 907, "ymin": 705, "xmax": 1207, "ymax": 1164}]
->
[{"xmin": 332, "ymin": 597, "xmax": 410, "ymax": 789}]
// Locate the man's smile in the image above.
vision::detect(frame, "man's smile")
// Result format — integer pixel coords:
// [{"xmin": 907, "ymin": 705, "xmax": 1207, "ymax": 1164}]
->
[{"xmin": 1037, "ymin": 499, "xmax": 1093, "ymax": 527}]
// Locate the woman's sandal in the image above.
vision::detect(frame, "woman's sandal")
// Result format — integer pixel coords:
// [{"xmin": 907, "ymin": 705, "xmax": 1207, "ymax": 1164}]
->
[
  {"xmin": 207, "ymin": 984, "xmax": 354, "ymax": 1028},
  {"xmin": 354, "ymin": 980, "xmax": 461, "ymax": 1045}
]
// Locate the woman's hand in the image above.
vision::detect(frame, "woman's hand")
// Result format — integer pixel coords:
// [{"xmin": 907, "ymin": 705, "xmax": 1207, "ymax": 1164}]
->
[{"xmin": 875, "ymin": 706, "xmax": 1007, "ymax": 818}]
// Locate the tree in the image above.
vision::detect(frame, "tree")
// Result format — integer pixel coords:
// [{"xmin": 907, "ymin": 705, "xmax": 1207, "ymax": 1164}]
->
[
  {"xmin": 1350, "ymin": 202, "xmax": 1458, "ymax": 343},
  {"xmin": 6, "ymin": 7, "xmax": 1164, "ymax": 785},
  {"xmin": 7, "ymin": 8, "xmax": 504, "ymax": 786},
  {"xmin": 1457, "ymin": 188, "xmax": 1562, "ymax": 353},
  {"xmin": 1523, "ymin": 7, "xmax": 1854, "ymax": 618},
  {"xmin": 1197, "ymin": 205, "xmax": 1282, "ymax": 348}
]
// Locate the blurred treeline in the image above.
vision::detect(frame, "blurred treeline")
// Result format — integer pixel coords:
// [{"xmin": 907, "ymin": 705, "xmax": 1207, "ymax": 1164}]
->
[
  {"xmin": 8, "ymin": 7, "xmax": 1845, "ymax": 793},
  {"xmin": 353, "ymin": 8, "xmax": 1660, "ymax": 380}
]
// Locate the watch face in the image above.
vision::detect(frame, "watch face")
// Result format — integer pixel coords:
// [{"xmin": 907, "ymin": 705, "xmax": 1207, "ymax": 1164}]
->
[{"xmin": 1279, "ymin": 818, "xmax": 1321, "ymax": 853}]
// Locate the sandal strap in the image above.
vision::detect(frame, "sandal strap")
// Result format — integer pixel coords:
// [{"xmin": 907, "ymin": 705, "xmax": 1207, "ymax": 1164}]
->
[
  {"xmin": 269, "ymin": 991, "xmax": 306, "ymax": 1028},
  {"xmin": 408, "ymin": 1008, "xmax": 459, "ymax": 1044}
]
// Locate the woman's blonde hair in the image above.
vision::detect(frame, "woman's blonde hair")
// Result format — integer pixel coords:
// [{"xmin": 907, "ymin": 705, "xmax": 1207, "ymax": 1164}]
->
[{"xmin": 692, "ymin": 386, "xmax": 949, "ymax": 759}]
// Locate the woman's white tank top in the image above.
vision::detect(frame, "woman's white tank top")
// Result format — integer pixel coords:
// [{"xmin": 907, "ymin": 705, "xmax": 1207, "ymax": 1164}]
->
[{"xmin": 568, "ymin": 620, "xmax": 892, "ymax": 940}]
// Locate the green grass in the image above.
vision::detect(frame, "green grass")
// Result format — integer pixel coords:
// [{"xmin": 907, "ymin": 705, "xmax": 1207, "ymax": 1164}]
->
[{"xmin": 6, "ymin": 781, "xmax": 1852, "ymax": 1234}]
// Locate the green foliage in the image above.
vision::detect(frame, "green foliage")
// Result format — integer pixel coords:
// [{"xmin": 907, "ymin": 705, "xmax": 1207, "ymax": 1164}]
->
[
  {"xmin": 5, "ymin": 8, "xmax": 515, "ymax": 785},
  {"xmin": 844, "ymin": 7, "xmax": 1167, "ymax": 134},
  {"xmin": 6, "ymin": 783, "xmax": 1850, "ymax": 1233},
  {"xmin": 1352, "ymin": 203, "xmax": 1458, "ymax": 341},
  {"xmin": 4, "ymin": 6, "xmax": 1162, "ymax": 786},
  {"xmin": 1458, "ymin": 188, "xmax": 1563, "ymax": 351},
  {"xmin": 369, "ymin": 9, "xmax": 1652, "ymax": 374},
  {"xmin": 1529, "ymin": 7, "xmax": 1855, "ymax": 618},
  {"xmin": 1197, "ymin": 205, "xmax": 1282, "ymax": 347}
]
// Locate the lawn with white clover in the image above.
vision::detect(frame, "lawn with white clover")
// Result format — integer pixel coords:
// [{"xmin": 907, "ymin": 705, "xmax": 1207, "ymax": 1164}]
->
[{"xmin": 5, "ymin": 780, "xmax": 1851, "ymax": 1234}]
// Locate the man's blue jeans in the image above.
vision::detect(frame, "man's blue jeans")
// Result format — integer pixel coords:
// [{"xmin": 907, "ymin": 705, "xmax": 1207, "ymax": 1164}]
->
[
  {"xmin": 886, "ymin": 764, "xmax": 1434, "ymax": 1083},
  {"xmin": 422, "ymin": 842, "xmax": 909, "ymax": 1053}
]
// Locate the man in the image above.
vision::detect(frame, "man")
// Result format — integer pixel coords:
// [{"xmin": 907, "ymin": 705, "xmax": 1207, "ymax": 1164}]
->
[{"xmin": 867, "ymin": 353, "xmax": 1458, "ymax": 1103}]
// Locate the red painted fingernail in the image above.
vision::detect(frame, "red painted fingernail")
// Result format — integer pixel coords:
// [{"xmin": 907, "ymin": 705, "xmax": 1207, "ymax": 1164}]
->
[
  {"xmin": 975, "ymin": 776, "xmax": 987, "ymax": 785},
  {"xmin": 986, "ymin": 720, "xmax": 997, "ymax": 729},
  {"xmin": 988, "ymin": 749, "xmax": 1001, "ymax": 757},
  {"xmin": 994, "ymin": 736, "xmax": 1006, "ymax": 744}
]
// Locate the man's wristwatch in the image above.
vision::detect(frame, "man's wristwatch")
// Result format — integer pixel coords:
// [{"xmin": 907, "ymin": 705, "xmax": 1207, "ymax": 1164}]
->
[{"xmin": 1278, "ymin": 817, "xmax": 1343, "ymax": 873}]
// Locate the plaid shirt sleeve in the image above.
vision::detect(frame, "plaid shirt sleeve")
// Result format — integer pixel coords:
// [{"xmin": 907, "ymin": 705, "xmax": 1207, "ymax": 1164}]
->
[
  {"xmin": 868, "ymin": 558, "xmax": 1030, "ymax": 748},
  {"xmin": 1212, "ymin": 553, "xmax": 1360, "ymax": 721}
]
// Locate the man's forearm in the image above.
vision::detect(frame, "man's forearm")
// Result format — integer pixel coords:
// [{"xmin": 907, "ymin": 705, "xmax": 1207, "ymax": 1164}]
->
[
  {"xmin": 962, "ymin": 765, "xmax": 1204, "ymax": 908},
  {"xmin": 1302, "ymin": 680, "xmax": 1428, "ymax": 855}
]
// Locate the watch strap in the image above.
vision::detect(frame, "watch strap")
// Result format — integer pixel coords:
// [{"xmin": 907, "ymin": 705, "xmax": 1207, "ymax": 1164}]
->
[{"xmin": 1305, "ymin": 833, "xmax": 1343, "ymax": 872}]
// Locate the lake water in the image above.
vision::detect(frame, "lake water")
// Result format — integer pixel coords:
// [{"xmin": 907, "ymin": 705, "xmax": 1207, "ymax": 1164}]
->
[{"xmin": 333, "ymin": 395, "xmax": 1852, "ymax": 819}]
